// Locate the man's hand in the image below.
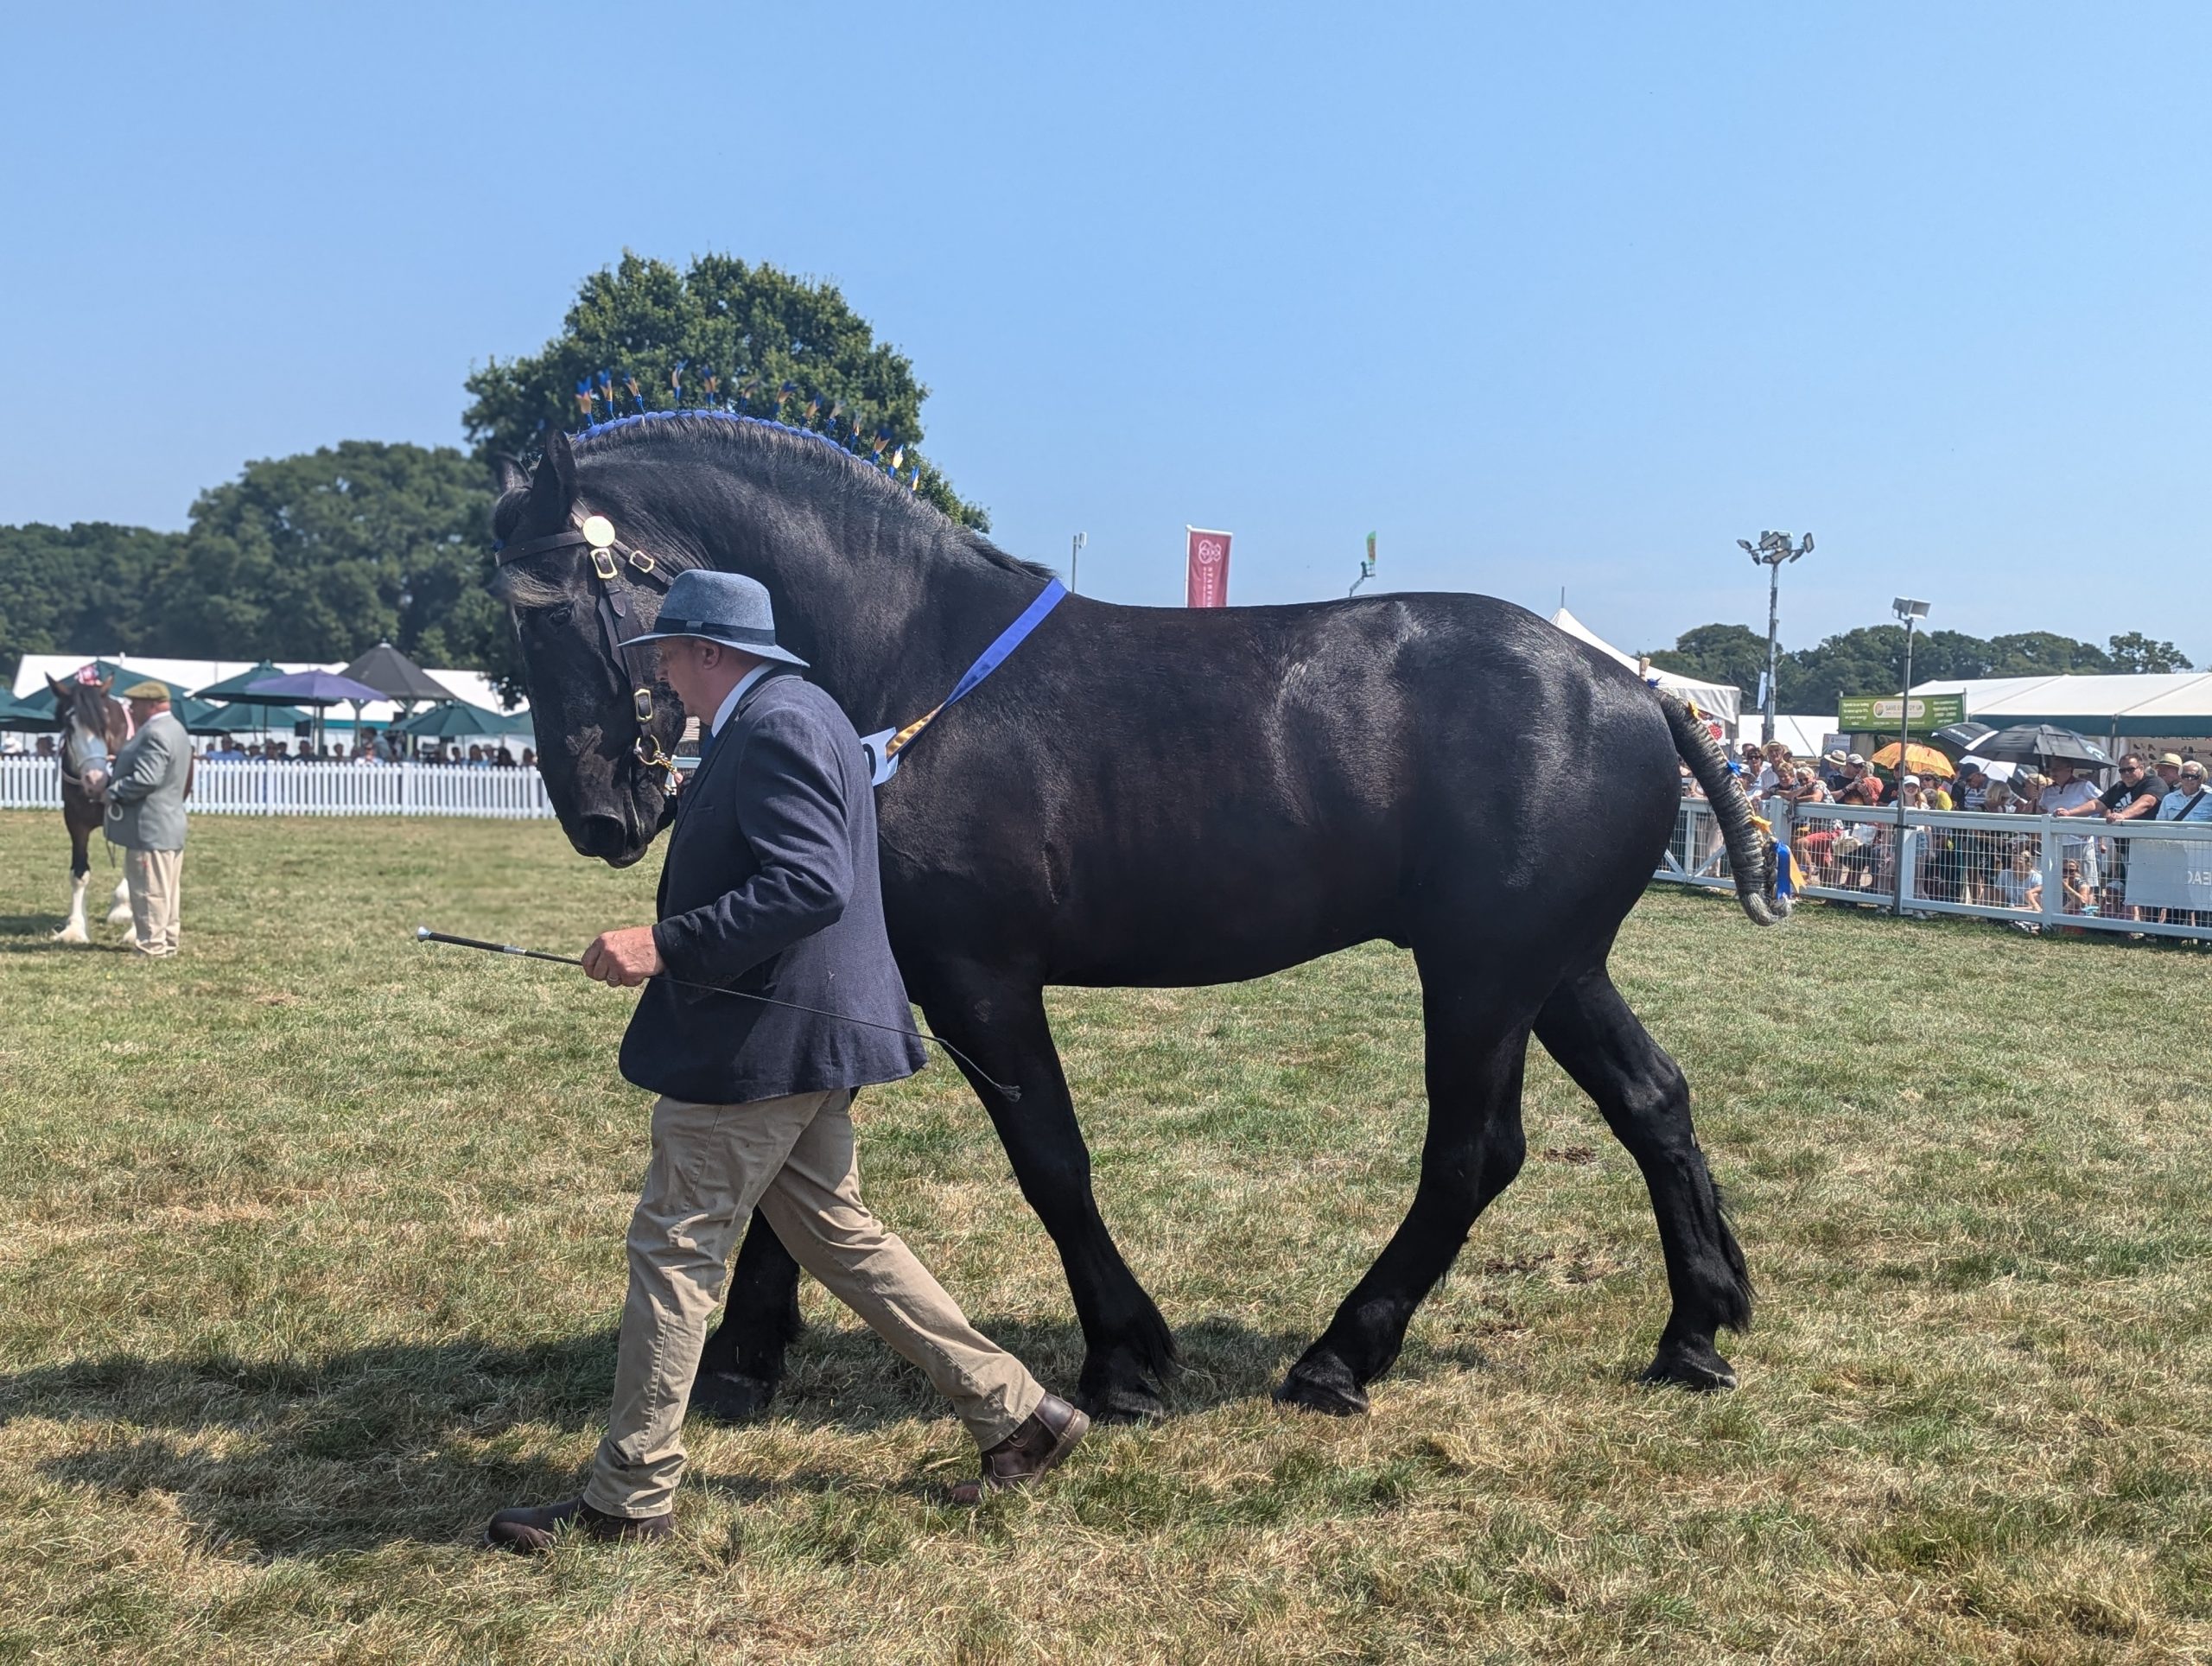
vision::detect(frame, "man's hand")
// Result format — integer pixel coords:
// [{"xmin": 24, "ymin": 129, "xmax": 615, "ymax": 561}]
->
[{"xmin": 582, "ymin": 925, "xmax": 664, "ymax": 988}]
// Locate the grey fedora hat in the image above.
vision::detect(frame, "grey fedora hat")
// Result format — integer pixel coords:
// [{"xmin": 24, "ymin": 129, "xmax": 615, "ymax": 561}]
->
[{"xmin": 629, "ymin": 569, "xmax": 808, "ymax": 667}]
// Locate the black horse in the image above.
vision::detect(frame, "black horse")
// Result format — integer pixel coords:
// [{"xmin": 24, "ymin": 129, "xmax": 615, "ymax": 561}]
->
[{"xmin": 489, "ymin": 415, "xmax": 1783, "ymax": 1421}]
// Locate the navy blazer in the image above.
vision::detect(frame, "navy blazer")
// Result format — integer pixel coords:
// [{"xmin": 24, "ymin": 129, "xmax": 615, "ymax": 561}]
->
[{"xmin": 622, "ymin": 671, "xmax": 927, "ymax": 1104}]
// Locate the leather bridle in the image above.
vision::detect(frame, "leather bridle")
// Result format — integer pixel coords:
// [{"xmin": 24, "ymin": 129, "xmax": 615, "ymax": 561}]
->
[{"xmin": 497, "ymin": 511, "xmax": 686, "ymax": 797}]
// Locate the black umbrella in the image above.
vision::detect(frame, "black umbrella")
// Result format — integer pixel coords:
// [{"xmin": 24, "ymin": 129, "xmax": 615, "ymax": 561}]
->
[
  {"xmin": 340, "ymin": 640, "xmax": 451, "ymax": 706},
  {"xmin": 1965, "ymin": 724, "xmax": 2114, "ymax": 770},
  {"xmin": 1929, "ymin": 721, "xmax": 1994, "ymax": 755}
]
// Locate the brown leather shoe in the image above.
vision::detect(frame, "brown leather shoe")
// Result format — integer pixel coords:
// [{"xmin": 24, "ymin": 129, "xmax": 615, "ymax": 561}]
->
[
  {"xmin": 950, "ymin": 1394, "xmax": 1091, "ymax": 1505},
  {"xmin": 483, "ymin": 1496, "xmax": 673, "ymax": 1553}
]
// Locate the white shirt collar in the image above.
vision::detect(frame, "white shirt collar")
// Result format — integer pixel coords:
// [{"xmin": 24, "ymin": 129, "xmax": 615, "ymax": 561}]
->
[{"xmin": 709, "ymin": 664, "xmax": 775, "ymax": 736}]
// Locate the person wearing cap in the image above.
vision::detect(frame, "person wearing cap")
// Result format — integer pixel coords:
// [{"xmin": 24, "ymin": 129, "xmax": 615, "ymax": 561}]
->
[
  {"xmin": 102, "ymin": 680, "xmax": 192, "ymax": 957},
  {"xmin": 2152, "ymin": 754, "xmax": 2184, "ymax": 797},
  {"xmin": 486, "ymin": 569, "xmax": 1086, "ymax": 1555},
  {"xmin": 1954, "ymin": 759, "xmax": 1989, "ymax": 811}
]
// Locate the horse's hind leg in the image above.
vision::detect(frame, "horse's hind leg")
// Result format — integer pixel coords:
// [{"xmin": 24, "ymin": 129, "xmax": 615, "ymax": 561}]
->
[
  {"xmin": 690, "ymin": 1206, "xmax": 804, "ymax": 1423},
  {"xmin": 106, "ymin": 872, "xmax": 131, "ymax": 926},
  {"xmin": 1534, "ymin": 963, "xmax": 1751, "ymax": 1390},
  {"xmin": 1279, "ymin": 957, "xmax": 1538, "ymax": 1415}
]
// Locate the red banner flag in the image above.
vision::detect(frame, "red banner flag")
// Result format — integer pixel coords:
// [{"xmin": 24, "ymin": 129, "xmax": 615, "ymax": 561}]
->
[{"xmin": 1185, "ymin": 526, "xmax": 1232, "ymax": 607}]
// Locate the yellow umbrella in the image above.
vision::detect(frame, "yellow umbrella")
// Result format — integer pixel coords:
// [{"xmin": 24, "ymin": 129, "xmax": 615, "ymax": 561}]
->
[{"xmin": 1869, "ymin": 741, "xmax": 1955, "ymax": 779}]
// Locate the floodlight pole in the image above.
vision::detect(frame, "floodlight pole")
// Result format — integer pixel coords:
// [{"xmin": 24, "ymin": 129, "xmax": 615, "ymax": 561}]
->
[
  {"xmin": 1738, "ymin": 531, "xmax": 1812, "ymax": 747},
  {"xmin": 1070, "ymin": 532, "xmax": 1088, "ymax": 595},
  {"xmin": 1892, "ymin": 597, "xmax": 1930, "ymax": 916}
]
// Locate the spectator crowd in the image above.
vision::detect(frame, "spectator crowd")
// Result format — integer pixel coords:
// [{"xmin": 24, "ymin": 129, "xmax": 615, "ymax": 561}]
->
[{"xmin": 1678, "ymin": 740, "xmax": 2211, "ymax": 934}]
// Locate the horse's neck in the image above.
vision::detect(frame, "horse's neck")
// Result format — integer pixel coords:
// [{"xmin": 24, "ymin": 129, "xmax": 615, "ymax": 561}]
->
[{"xmin": 715, "ymin": 507, "xmax": 1044, "ymax": 735}]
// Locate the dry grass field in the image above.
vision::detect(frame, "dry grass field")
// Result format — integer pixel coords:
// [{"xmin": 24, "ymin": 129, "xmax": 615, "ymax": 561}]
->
[{"xmin": 0, "ymin": 811, "xmax": 2206, "ymax": 1663}]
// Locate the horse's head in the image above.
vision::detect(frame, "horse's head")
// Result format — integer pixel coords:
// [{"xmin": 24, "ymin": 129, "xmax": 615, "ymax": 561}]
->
[
  {"xmin": 45, "ymin": 670, "xmax": 123, "ymax": 788},
  {"xmin": 489, "ymin": 435, "xmax": 687, "ymax": 866}
]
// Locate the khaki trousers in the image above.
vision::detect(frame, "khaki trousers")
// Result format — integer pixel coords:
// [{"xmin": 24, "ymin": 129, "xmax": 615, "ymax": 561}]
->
[
  {"xmin": 123, "ymin": 847, "xmax": 182, "ymax": 956},
  {"xmin": 584, "ymin": 1088, "xmax": 1045, "ymax": 1519}
]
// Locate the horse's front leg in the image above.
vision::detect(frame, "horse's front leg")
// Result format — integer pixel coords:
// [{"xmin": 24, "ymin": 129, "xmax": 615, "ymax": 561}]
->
[
  {"xmin": 53, "ymin": 823, "xmax": 92, "ymax": 945},
  {"xmin": 689, "ymin": 1206, "xmax": 804, "ymax": 1423},
  {"xmin": 919, "ymin": 970, "xmax": 1175, "ymax": 1421}
]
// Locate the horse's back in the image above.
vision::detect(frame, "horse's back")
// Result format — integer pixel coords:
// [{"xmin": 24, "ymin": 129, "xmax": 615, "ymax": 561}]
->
[{"xmin": 888, "ymin": 591, "xmax": 1680, "ymax": 985}]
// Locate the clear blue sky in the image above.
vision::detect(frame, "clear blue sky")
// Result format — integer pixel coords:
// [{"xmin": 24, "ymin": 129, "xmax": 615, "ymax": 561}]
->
[{"xmin": 5, "ymin": 3, "xmax": 2207, "ymax": 662}]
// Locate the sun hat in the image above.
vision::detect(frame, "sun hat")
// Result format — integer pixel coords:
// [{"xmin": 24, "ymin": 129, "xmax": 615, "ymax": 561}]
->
[
  {"xmin": 2160, "ymin": 753, "xmax": 2184, "ymax": 767},
  {"xmin": 627, "ymin": 569, "xmax": 808, "ymax": 667},
  {"xmin": 1847, "ymin": 752, "xmax": 1866, "ymax": 766},
  {"xmin": 1823, "ymin": 750, "xmax": 1848, "ymax": 766},
  {"xmin": 120, "ymin": 679, "xmax": 170, "ymax": 700}
]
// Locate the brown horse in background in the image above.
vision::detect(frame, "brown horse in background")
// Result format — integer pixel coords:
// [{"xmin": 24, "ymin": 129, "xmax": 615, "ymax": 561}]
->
[{"xmin": 45, "ymin": 671, "xmax": 133, "ymax": 944}]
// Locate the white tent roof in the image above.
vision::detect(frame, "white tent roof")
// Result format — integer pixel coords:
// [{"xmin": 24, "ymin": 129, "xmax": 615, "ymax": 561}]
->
[
  {"xmin": 1910, "ymin": 671, "xmax": 2212, "ymax": 737},
  {"xmin": 1549, "ymin": 608, "xmax": 1742, "ymax": 731},
  {"xmin": 11, "ymin": 653, "xmax": 524, "ymax": 728}
]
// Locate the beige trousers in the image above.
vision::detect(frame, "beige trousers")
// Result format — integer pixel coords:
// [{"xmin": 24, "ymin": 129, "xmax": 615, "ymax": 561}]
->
[
  {"xmin": 123, "ymin": 847, "xmax": 182, "ymax": 956},
  {"xmin": 584, "ymin": 1088, "xmax": 1045, "ymax": 1519}
]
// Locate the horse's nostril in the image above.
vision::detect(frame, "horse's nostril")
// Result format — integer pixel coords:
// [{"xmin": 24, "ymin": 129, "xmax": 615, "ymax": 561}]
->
[{"xmin": 576, "ymin": 813, "xmax": 630, "ymax": 861}]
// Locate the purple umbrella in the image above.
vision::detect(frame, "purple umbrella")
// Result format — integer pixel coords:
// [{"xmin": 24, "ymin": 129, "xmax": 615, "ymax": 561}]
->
[
  {"xmin": 241, "ymin": 671, "xmax": 388, "ymax": 706},
  {"xmin": 243, "ymin": 671, "xmax": 390, "ymax": 760}
]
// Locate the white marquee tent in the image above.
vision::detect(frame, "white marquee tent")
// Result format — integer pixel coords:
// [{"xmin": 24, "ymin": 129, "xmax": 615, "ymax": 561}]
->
[
  {"xmin": 1910, "ymin": 671, "xmax": 2212, "ymax": 741},
  {"xmin": 1548, "ymin": 607, "xmax": 1742, "ymax": 734}
]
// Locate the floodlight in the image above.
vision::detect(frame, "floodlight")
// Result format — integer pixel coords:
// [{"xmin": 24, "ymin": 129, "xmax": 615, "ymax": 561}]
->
[{"xmin": 1892, "ymin": 597, "xmax": 1930, "ymax": 621}]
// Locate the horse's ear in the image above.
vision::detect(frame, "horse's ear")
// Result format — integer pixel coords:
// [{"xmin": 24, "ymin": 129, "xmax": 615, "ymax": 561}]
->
[
  {"xmin": 528, "ymin": 431, "xmax": 577, "ymax": 525},
  {"xmin": 97, "ymin": 675, "xmax": 113, "ymax": 695},
  {"xmin": 44, "ymin": 674, "xmax": 66, "ymax": 699},
  {"xmin": 492, "ymin": 452, "xmax": 530, "ymax": 495}
]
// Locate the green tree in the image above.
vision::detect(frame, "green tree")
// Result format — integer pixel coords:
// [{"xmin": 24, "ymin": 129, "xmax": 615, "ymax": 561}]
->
[
  {"xmin": 0, "ymin": 522, "xmax": 183, "ymax": 683},
  {"xmin": 1984, "ymin": 631, "xmax": 2113, "ymax": 676},
  {"xmin": 462, "ymin": 252, "xmax": 988, "ymax": 530},
  {"xmin": 164, "ymin": 442, "xmax": 503, "ymax": 665},
  {"xmin": 2107, "ymin": 631, "xmax": 2194, "ymax": 673},
  {"xmin": 1646, "ymin": 623, "xmax": 1769, "ymax": 692}
]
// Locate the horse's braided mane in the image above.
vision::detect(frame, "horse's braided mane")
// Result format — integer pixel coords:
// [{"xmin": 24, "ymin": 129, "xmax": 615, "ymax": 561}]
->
[{"xmin": 560, "ymin": 409, "xmax": 1054, "ymax": 582}]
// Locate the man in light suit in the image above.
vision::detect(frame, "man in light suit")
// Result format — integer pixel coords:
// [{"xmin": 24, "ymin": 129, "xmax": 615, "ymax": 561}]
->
[
  {"xmin": 486, "ymin": 569, "xmax": 1087, "ymax": 1553},
  {"xmin": 104, "ymin": 680, "xmax": 193, "ymax": 958}
]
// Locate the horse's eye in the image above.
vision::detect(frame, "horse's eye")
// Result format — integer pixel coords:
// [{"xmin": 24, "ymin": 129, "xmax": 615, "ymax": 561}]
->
[{"xmin": 541, "ymin": 602, "xmax": 575, "ymax": 628}]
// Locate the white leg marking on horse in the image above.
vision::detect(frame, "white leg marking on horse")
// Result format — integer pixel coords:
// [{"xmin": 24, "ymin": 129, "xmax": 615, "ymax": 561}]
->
[
  {"xmin": 54, "ymin": 874, "xmax": 91, "ymax": 944},
  {"xmin": 106, "ymin": 875, "xmax": 132, "ymax": 925}
]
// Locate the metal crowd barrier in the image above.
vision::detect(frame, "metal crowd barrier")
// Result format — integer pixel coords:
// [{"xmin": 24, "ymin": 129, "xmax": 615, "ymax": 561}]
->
[
  {"xmin": 0, "ymin": 756, "xmax": 557, "ymax": 820},
  {"xmin": 1660, "ymin": 796, "xmax": 2212, "ymax": 943}
]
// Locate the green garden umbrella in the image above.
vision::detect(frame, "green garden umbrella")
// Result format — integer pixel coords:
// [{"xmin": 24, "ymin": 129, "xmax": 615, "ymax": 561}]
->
[
  {"xmin": 0, "ymin": 690, "xmax": 59, "ymax": 732},
  {"xmin": 395, "ymin": 700, "xmax": 534, "ymax": 740},
  {"xmin": 186, "ymin": 701, "xmax": 310, "ymax": 734}
]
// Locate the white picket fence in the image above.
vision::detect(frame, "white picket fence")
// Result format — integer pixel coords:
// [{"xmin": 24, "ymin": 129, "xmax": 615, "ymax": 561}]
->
[
  {"xmin": 0, "ymin": 757, "xmax": 557, "ymax": 820},
  {"xmin": 1659, "ymin": 796, "xmax": 2212, "ymax": 944}
]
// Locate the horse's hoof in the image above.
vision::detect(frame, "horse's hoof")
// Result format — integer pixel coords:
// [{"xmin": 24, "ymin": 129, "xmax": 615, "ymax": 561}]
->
[
  {"xmin": 689, "ymin": 1370, "xmax": 776, "ymax": 1424},
  {"xmin": 1075, "ymin": 1378, "xmax": 1165, "ymax": 1424},
  {"xmin": 1641, "ymin": 1342, "xmax": 1738, "ymax": 1394},
  {"xmin": 1274, "ymin": 1351, "xmax": 1370, "ymax": 1416},
  {"xmin": 105, "ymin": 907, "xmax": 132, "ymax": 926},
  {"xmin": 52, "ymin": 927, "xmax": 88, "ymax": 945}
]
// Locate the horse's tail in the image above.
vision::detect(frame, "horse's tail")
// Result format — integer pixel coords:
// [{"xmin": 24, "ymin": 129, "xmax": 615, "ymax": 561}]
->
[{"xmin": 1658, "ymin": 691, "xmax": 1791, "ymax": 927}]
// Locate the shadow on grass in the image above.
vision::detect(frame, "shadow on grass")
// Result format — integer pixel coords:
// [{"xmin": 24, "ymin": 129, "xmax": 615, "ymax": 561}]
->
[{"xmin": 2, "ymin": 1313, "xmax": 1498, "ymax": 1556}]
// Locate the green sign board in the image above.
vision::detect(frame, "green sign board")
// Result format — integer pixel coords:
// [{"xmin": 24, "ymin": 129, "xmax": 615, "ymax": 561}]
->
[{"xmin": 1837, "ymin": 693, "xmax": 1967, "ymax": 730}]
